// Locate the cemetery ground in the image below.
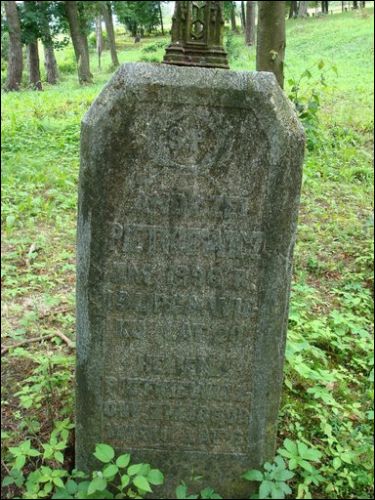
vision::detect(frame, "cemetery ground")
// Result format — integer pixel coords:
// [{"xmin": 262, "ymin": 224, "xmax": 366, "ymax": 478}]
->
[{"xmin": 1, "ymin": 8, "xmax": 374, "ymax": 500}]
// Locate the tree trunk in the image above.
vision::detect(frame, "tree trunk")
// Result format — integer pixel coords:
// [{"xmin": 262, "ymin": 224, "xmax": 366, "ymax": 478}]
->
[
  {"xmin": 101, "ymin": 1, "xmax": 119, "ymax": 67},
  {"xmin": 342, "ymin": 1, "xmax": 345, "ymax": 11},
  {"xmin": 28, "ymin": 41, "xmax": 42, "ymax": 90},
  {"xmin": 256, "ymin": 1, "xmax": 286, "ymax": 89},
  {"xmin": 41, "ymin": 18, "xmax": 58, "ymax": 85},
  {"xmin": 4, "ymin": 0, "xmax": 23, "ymax": 91},
  {"xmin": 289, "ymin": 1, "xmax": 298, "ymax": 18},
  {"xmin": 230, "ymin": 2, "xmax": 238, "ymax": 32},
  {"xmin": 321, "ymin": 0, "xmax": 329, "ymax": 12},
  {"xmin": 96, "ymin": 16, "xmax": 103, "ymax": 69},
  {"xmin": 158, "ymin": 1, "xmax": 165, "ymax": 35},
  {"xmin": 241, "ymin": 1, "xmax": 246, "ymax": 30},
  {"xmin": 298, "ymin": 1, "xmax": 309, "ymax": 17},
  {"xmin": 43, "ymin": 43, "xmax": 58, "ymax": 84},
  {"xmin": 353, "ymin": 1, "xmax": 358, "ymax": 8},
  {"xmin": 361, "ymin": 1, "xmax": 366, "ymax": 7},
  {"xmin": 65, "ymin": 1, "xmax": 93, "ymax": 84},
  {"xmin": 245, "ymin": 1, "xmax": 256, "ymax": 46}
]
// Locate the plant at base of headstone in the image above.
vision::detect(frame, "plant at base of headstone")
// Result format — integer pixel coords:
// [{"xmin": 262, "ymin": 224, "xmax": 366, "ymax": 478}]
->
[
  {"xmin": 242, "ymin": 456, "xmax": 295, "ymax": 499},
  {"xmin": 175, "ymin": 482, "xmax": 222, "ymax": 499},
  {"xmin": 2, "ymin": 440, "xmax": 164, "ymax": 499}
]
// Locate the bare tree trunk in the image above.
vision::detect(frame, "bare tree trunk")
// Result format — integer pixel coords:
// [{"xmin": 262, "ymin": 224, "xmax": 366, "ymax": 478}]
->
[
  {"xmin": 353, "ymin": 1, "xmax": 359, "ymax": 8},
  {"xmin": 241, "ymin": 1, "xmax": 246, "ymax": 30},
  {"xmin": 28, "ymin": 41, "xmax": 42, "ymax": 90},
  {"xmin": 245, "ymin": 1, "xmax": 256, "ymax": 46},
  {"xmin": 342, "ymin": 1, "xmax": 345, "ymax": 11},
  {"xmin": 289, "ymin": 1, "xmax": 298, "ymax": 18},
  {"xmin": 42, "ymin": 20, "xmax": 58, "ymax": 85},
  {"xmin": 256, "ymin": 1, "xmax": 286, "ymax": 89},
  {"xmin": 158, "ymin": 1, "xmax": 165, "ymax": 35},
  {"xmin": 101, "ymin": 1, "xmax": 119, "ymax": 67},
  {"xmin": 4, "ymin": 0, "xmax": 23, "ymax": 91},
  {"xmin": 44, "ymin": 43, "xmax": 58, "ymax": 84},
  {"xmin": 230, "ymin": 2, "xmax": 238, "ymax": 32},
  {"xmin": 321, "ymin": 1, "xmax": 329, "ymax": 13},
  {"xmin": 298, "ymin": 1, "xmax": 309, "ymax": 17},
  {"xmin": 65, "ymin": 0, "xmax": 93, "ymax": 84},
  {"xmin": 96, "ymin": 16, "xmax": 103, "ymax": 69},
  {"xmin": 360, "ymin": 1, "xmax": 365, "ymax": 7}
]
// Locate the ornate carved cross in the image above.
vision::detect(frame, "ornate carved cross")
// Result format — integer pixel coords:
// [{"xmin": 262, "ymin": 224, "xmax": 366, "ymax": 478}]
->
[{"xmin": 163, "ymin": 1, "xmax": 229, "ymax": 69}]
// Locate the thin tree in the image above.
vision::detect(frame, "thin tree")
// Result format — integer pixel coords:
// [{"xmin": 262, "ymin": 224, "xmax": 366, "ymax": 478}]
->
[
  {"xmin": 230, "ymin": 2, "xmax": 238, "ymax": 32},
  {"xmin": 298, "ymin": 1, "xmax": 309, "ymax": 17},
  {"xmin": 245, "ymin": 1, "xmax": 256, "ymax": 46},
  {"xmin": 23, "ymin": 0, "xmax": 42, "ymax": 90},
  {"xmin": 158, "ymin": 1, "xmax": 164, "ymax": 35},
  {"xmin": 96, "ymin": 15, "xmax": 103, "ymax": 69},
  {"xmin": 38, "ymin": 1, "xmax": 59, "ymax": 84},
  {"xmin": 353, "ymin": 1, "xmax": 359, "ymax": 7},
  {"xmin": 241, "ymin": 1, "xmax": 246, "ymax": 30},
  {"xmin": 100, "ymin": 1, "xmax": 119, "ymax": 68},
  {"xmin": 28, "ymin": 41, "xmax": 42, "ymax": 90},
  {"xmin": 289, "ymin": 1, "xmax": 299, "ymax": 18},
  {"xmin": 65, "ymin": 1, "xmax": 92, "ymax": 84},
  {"xmin": 360, "ymin": 1, "xmax": 366, "ymax": 6},
  {"xmin": 4, "ymin": 0, "xmax": 23, "ymax": 90},
  {"xmin": 256, "ymin": 1, "xmax": 286, "ymax": 89},
  {"xmin": 321, "ymin": 1, "xmax": 329, "ymax": 13}
]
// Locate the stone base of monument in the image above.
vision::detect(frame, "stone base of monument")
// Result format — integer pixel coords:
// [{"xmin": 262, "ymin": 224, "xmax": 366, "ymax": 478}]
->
[{"xmin": 76, "ymin": 62, "xmax": 305, "ymax": 499}]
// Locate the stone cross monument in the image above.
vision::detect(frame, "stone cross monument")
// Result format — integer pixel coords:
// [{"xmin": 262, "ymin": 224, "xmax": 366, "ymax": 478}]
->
[{"xmin": 76, "ymin": 2, "xmax": 305, "ymax": 498}]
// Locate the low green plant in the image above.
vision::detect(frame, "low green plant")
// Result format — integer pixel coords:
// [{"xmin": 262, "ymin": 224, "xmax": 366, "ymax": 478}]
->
[
  {"xmin": 287, "ymin": 60, "xmax": 337, "ymax": 151},
  {"xmin": 2, "ymin": 441, "xmax": 164, "ymax": 499},
  {"xmin": 243, "ymin": 456, "xmax": 295, "ymax": 499},
  {"xmin": 176, "ymin": 482, "xmax": 222, "ymax": 499}
]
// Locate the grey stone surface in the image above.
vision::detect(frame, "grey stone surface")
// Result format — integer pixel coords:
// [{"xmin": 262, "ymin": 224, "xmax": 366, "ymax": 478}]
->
[{"xmin": 76, "ymin": 62, "xmax": 305, "ymax": 499}]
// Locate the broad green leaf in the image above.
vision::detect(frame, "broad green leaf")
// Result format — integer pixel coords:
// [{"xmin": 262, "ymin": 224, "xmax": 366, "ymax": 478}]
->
[
  {"xmin": 274, "ymin": 469, "xmax": 294, "ymax": 481},
  {"xmin": 280, "ymin": 482, "xmax": 292, "ymax": 495},
  {"xmin": 27, "ymin": 448, "xmax": 40, "ymax": 457},
  {"xmin": 14, "ymin": 455, "xmax": 26, "ymax": 470},
  {"xmin": 133, "ymin": 475, "xmax": 152, "ymax": 492},
  {"xmin": 242, "ymin": 470, "xmax": 263, "ymax": 482},
  {"xmin": 93, "ymin": 443, "xmax": 115, "ymax": 463},
  {"xmin": 297, "ymin": 442, "xmax": 321, "ymax": 462},
  {"xmin": 271, "ymin": 484, "xmax": 285, "ymax": 499},
  {"xmin": 2, "ymin": 476, "xmax": 15, "ymax": 487},
  {"xmin": 333, "ymin": 457, "xmax": 342, "ymax": 470},
  {"xmin": 176, "ymin": 484, "xmax": 188, "ymax": 499},
  {"xmin": 19, "ymin": 440, "xmax": 31, "ymax": 452},
  {"xmin": 300, "ymin": 459, "xmax": 314, "ymax": 472},
  {"xmin": 148, "ymin": 468, "xmax": 164, "ymax": 485},
  {"xmin": 283, "ymin": 439, "xmax": 298, "ymax": 455},
  {"xmin": 54, "ymin": 451, "xmax": 64, "ymax": 464},
  {"xmin": 116, "ymin": 454, "xmax": 131, "ymax": 468},
  {"xmin": 65, "ymin": 479, "xmax": 78, "ymax": 494},
  {"xmin": 288, "ymin": 458, "xmax": 298, "ymax": 470},
  {"xmin": 53, "ymin": 477, "xmax": 65, "ymax": 488},
  {"xmin": 87, "ymin": 477, "xmax": 107, "ymax": 495},
  {"xmin": 121, "ymin": 474, "xmax": 130, "ymax": 488},
  {"xmin": 127, "ymin": 463, "xmax": 144, "ymax": 476},
  {"xmin": 103, "ymin": 464, "xmax": 119, "ymax": 478},
  {"xmin": 259, "ymin": 480, "xmax": 272, "ymax": 499}
]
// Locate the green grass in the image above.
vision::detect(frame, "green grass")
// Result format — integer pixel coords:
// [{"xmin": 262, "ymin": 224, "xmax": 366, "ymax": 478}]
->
[{"xmin": 1, "ymin": 9, "xmax": 374, "ymax": 500}]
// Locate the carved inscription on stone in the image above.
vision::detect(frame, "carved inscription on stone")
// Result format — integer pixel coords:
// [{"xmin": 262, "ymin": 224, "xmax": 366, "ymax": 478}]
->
[{"xmin": 99, "ymin": 180, "xmax": 260, "ymax": 452}]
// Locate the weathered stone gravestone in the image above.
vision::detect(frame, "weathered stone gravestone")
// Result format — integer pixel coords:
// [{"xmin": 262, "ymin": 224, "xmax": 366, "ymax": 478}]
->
[{"xmin": 76, "ymin": 61, "xmax": 305, "ymax": 498}]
